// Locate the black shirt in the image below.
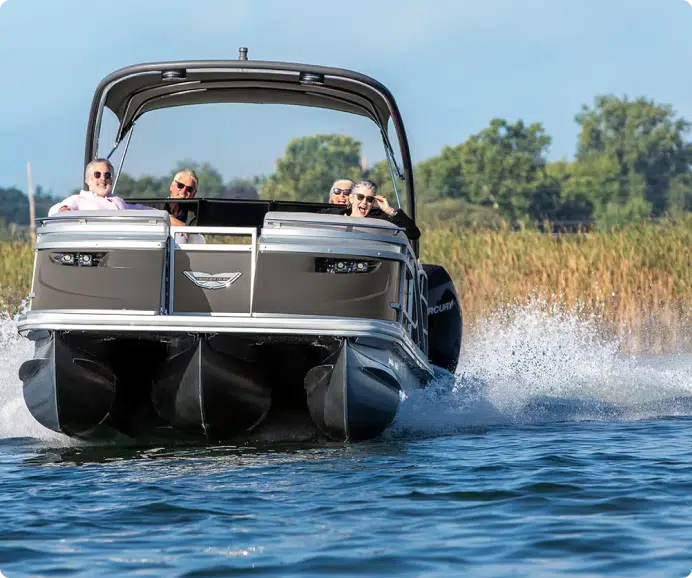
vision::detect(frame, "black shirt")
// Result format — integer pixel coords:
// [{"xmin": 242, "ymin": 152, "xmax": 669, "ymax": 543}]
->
[{"xmin": 319, "ymin": 205, "xmax": 420, "ymax": 240}]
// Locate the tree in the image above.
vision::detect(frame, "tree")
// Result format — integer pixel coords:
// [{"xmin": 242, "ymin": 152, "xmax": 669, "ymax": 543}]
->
[
  {"xmin": 0, "ymin": 186, "xmax": 56, "ymax": 222},
  {"xmin": 574, "ymin": 95, "xmax": 692, "ymax": 219},
  {"xmin": 260, "ymin": 135, "xmax": 362, "ymax": 202},
  {"xmin": 223, "ymin": 178, "xmax": 259, "ymax": 200},
  {"xmin": 458, "ymin": 118, "xmax": 553, "ymax": 221},
  {"xmin": 415, "ymin": 144, "xmax": 465, "ymax": 202},
  {"xmin": 532, "ymin": 161, "xmax": 594, "ymax": 226},
  {"xmin": 114, "ymin": 173, "xmax": 169, "ymax": 198}
]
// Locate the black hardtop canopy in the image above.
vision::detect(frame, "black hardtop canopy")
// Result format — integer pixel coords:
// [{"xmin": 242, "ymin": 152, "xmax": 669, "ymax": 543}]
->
[{"xmin": 84, "ymin": 51, "xmax": 416, "ymax": 221}]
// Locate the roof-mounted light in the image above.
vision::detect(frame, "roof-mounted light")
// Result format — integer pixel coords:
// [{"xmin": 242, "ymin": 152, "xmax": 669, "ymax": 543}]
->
[
  {"xmin": 299, "ymin": 72, "xmax": 324, "ymax": 86},
  {"xmin": 161, "ymin": 69, "xmax": 187, "ymax": 81}
]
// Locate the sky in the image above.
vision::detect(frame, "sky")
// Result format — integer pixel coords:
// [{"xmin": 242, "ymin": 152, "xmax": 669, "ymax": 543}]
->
[{"xmin": 1, "ymin": 0, "xmax": 691, "ymax": 197}]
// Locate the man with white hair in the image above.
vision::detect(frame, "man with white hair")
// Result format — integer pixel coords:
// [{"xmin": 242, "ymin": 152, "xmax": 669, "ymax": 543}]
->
[
  {"xmin": 165, "ymin": 167, "xmax": 205, "ymax": 244},
  {"xmin": 48, "ymin": 158, "xmax": 129, "ymax": 215},
  {"xmin": 166, "ymin": 168, "xmax": 198, "ymax": 224}
]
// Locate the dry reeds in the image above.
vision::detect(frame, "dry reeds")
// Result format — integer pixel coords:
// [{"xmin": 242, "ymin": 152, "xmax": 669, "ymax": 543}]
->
[
  {"xmin": 420, "ymin": 216, "xmax": 692, "ymax": 354},
  {"xmin": 0, "ymin": 241, "xmax": 33, "ymax": 316}
]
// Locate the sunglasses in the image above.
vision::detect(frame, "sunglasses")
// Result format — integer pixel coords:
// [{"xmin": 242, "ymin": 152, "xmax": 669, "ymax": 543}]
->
[
  {"xmin": 175, "ymin": 181, "xmax": 196, "ymax": 194},
  {"xmin": 93, "ymin": 171, "xmax": 112, "ymax": 180},
  {"xmin": 331, "ymin": 187, "xmax": 352, "ymax": 196},
  {"xmin": 355, "ymin": 193, "xmax": 375, "ymax": 204}
]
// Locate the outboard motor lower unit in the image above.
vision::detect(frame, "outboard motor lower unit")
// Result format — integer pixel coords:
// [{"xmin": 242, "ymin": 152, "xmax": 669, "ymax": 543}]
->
[{"xmin": 423, "ymin": 264, "xmax": 462, "ymax": 373}]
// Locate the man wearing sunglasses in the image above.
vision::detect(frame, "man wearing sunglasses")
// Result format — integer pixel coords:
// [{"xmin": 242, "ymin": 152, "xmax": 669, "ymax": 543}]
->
[
  {"xmin": 343, "ymin": 179, "xmax": 420, "ymax": 240},
  {"xmin": 163, "ymin": 168, "xmax": 197, "ymax": 223},
  {"xmin": 166, "ymin": 168, "xmax": 204, "ymax": 244},
  {"xmin": 47, "ymin": 159, "xmax": 131, "ymax": 215},
  {"xmin": 328, "ymin": 178, "xmax": 354, "ymax": 205}
]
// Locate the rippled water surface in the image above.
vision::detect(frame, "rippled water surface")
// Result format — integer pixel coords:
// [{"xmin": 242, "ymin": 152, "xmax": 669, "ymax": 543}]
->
[{"xmin": 2, "ymin": 307, "xmax": 692, "ymax": 577}]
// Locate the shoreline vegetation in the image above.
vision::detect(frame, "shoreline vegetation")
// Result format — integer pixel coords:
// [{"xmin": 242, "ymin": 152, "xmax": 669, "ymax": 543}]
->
[
  {"xmin": 2, "ymin": 215, "xmax": 690, "ymax": 355},
  {"xmin": 1, "ymin": 93, "xmax": 690, "ymax": 357}
]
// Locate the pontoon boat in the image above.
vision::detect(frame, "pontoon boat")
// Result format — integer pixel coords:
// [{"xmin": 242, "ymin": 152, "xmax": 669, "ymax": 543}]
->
[{"xmin": 16, "ymin": 49, "xmax": 462, "ymax": 442}]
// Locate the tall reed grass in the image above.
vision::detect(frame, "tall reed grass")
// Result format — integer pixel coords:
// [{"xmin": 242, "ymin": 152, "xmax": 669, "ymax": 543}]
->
[
  {"xmin": 1, "ymin": 216, "xmax": 690, "ymax": 353},
  {"xmin": 0, "ymin": 241, "xmax": 33, "ymax": 315},
  {"xmin": 420, "ymin": 215, "xmax": 692, "ymax": 354}
]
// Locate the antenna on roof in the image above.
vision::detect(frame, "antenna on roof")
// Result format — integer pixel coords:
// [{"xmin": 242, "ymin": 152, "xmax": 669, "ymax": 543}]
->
[{"xmin": 238, "ymin": 47, "xmax": 248, "ymax": 60}]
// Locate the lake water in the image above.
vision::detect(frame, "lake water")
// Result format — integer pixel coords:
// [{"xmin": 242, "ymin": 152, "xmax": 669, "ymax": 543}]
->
[{"xmin": 1, "ymin": 306, "xmax": 691, "ymax": 577}]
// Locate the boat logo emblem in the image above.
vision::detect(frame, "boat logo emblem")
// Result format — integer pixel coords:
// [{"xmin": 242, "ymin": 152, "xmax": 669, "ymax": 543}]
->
[{"xmin": 183, "ymin": 271, "xmax": 242, "ymax": 290}]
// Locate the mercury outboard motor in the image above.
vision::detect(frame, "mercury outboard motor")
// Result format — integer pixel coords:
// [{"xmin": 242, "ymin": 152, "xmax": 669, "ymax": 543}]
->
[{"xmin": 423, "ymin": 264, "xmax": 462, "ymax": 373}]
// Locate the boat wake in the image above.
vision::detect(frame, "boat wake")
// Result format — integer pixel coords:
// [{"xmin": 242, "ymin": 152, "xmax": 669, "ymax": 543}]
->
[
  {"xmin": 0, "ymin": 312, "xmax": 71, "ymax": 444},
  {"xmin": 388, "ymin": 303, "xmax": 692, "ymax": 439},
  {"xmin": 1, "ymin": 304, "xmax": 691, "ymax": 444}
]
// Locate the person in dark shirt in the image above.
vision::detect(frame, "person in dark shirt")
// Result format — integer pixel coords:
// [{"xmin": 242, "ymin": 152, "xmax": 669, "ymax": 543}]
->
[
  {"xmin": 340, "ymin": 179, "xmax": 421, "ymax": 241},
  {"xmin": 166, "ymin": 168, "xmax": 204, "ymax": 243},
  {"xmin": 166, "ymin": 168, "xmax": 198, "ymax": 227}
]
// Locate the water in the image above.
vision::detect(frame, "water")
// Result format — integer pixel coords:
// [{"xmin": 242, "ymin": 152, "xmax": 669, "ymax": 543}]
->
[{"xmin": 1, "ymin": 307, "xmax": 692, "ymax": 577}]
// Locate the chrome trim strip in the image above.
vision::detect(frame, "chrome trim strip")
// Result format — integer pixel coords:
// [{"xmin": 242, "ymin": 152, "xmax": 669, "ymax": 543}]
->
[
  {"xmin": 36, "ymin": 241, "xmax": 167, "ymax": 250},
  {"xmin": 37, "ymin": 214, "xmax": 166, "ymax": 224},
  {"xmin": 171, "ymin": 226, "xmax": 257, "ymax": 235},
  {"xmin": 16, "ymin": 312, "xmax": 432, "ymax": 373},
  {"xmin": 168, "ymin": 234, "xmax": 175, "ymax": 314},
  {"xmin": 250, "ymin": 228, "xmax": 257, "ymax": 313},
  {"xmin": 265, "ymin": 215, "xmax": 404, "ymax": 233},
  {"xmin": 260, "ymin": 227, "xmax": 410, "ymax": 246},
  {"xmin": 23, "ymin": 309, "xmax": 160, "ymax": 316},
  {"xmin": 175, "ymin": 245, "xmax": 252, "ymax": 252},
  {"xmin": 28, "ymin": 244, "xmax": 38, "ymax": 312},
  {"xmin": 258, "ymin": 244, "xmax": 406, "ymax": 262},
  {"xmin": 170, "ymin": 226, "xmax": 255, "ymax": 251},
  {"xmin": 170, "ymin": 312, "xmax": 251, "ymax": 317}
]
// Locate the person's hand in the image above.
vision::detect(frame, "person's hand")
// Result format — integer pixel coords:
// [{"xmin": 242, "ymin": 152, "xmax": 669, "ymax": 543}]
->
[
  {"xmin": 57, "ymin": 205, "xmax": 70, "ymax": 212},
  {"xmin": 375, "ymin": 195, "xmax": 395, "ymax": 216}
]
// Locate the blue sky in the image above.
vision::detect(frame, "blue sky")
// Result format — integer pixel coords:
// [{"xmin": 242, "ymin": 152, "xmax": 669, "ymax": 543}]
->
[{"xmin": 1, "ymin": 0, "xmax": 691, "ymax": 197}]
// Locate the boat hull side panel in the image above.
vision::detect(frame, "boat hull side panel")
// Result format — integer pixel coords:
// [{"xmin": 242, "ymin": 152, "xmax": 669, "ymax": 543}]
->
[
  {"xmin": 31, "ymin": 249, "xmax": 165, "ymax": 311},
  {"xmin": 253, "ymin": 253, "xmax": 400, "ymax": 320}
]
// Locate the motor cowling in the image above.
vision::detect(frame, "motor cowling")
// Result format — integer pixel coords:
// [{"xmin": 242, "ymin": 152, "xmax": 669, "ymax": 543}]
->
[{"xmin": 423, "ymin": 264, "xmax": 462, "ymax": 373}]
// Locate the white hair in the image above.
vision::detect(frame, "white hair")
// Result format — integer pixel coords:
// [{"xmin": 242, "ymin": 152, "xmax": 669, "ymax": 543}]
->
[
  {"xmin": 173, "ymin": 167, "xmax": 199, "ymax": 187},
  {"xmin": 328, "ymin": 178, "xmax": 355, "ymax": 200},
  {"xmin": 84, "ymin": 158, "xmax": 114, "ymax": 182}
]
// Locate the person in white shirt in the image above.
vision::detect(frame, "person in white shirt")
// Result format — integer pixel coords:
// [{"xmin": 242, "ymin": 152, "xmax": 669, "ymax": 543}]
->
[
  {"xmin": 48, "ymin": 160, "xmax": 204, "ymax": 244},
  {"xmin": 48, "ymin": 159, "xmax": 133, "ymax": 215}
]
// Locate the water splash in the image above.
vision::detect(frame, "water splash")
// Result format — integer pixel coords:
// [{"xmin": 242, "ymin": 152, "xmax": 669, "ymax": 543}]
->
[
  {"xmin": 390, "ymin": 302, "xmax": 692, "ymax": 438},
  {"xmin": 0, "ymin": 312, "xmax": 68, "ymax": 443}
]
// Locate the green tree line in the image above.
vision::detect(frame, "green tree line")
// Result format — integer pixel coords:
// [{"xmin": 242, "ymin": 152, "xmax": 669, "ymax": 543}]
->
[{"xmin": 2, "ymin": 94, "xmax": 691, "ymax": 230}]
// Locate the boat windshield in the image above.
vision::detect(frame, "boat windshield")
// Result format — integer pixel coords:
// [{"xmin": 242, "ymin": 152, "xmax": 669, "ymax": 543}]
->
[{"xmin": 97, "ymin": 102, "xmax": 407, "ymax": 210}]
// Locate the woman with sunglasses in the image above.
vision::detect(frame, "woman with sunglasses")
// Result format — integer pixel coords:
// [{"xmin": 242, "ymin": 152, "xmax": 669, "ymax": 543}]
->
[
  {"xmin": 48, "ymin": 159, "xmax": 132, "ymax": 215},
  {"xmin": 328, "ymin": 178, "xmax": 354, "ymax": 205},
  {"xmin": 344, "ymin": 179, "xmax": 421, "ymax": 240}
]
